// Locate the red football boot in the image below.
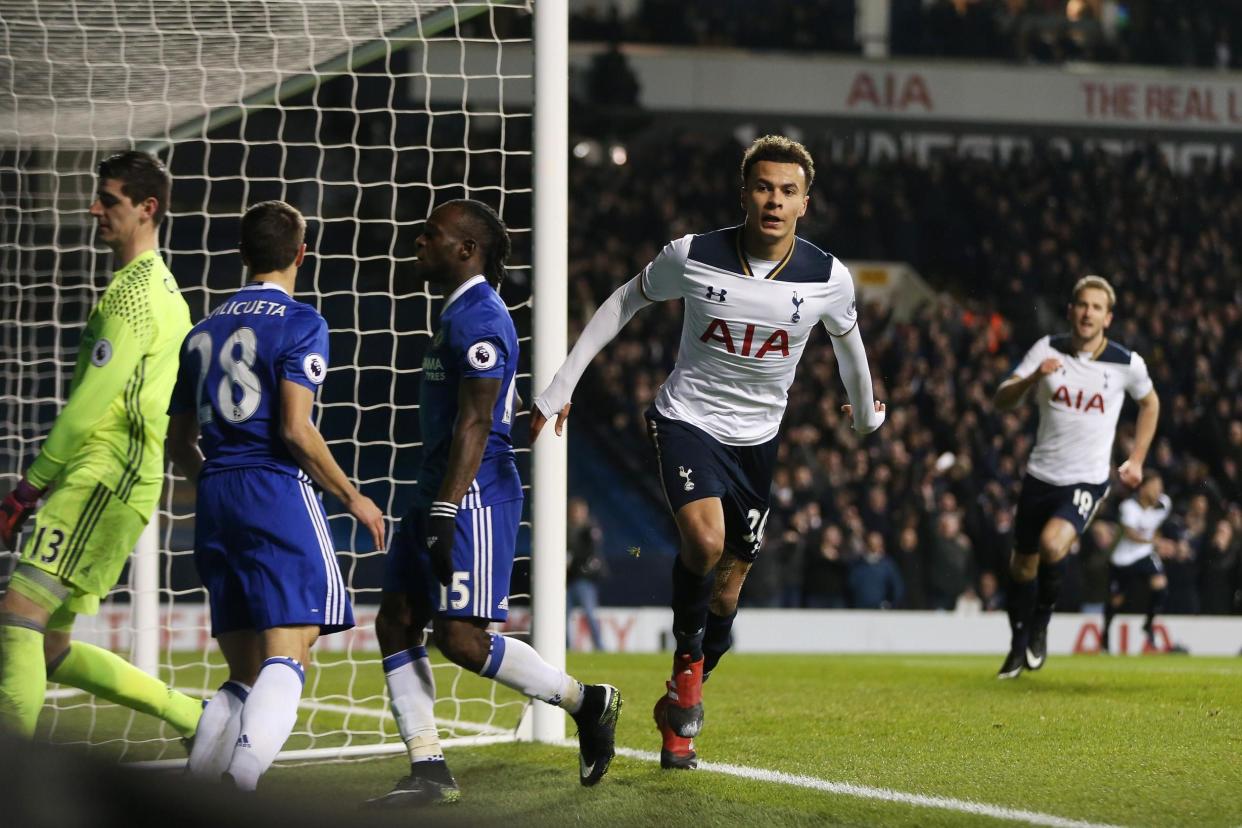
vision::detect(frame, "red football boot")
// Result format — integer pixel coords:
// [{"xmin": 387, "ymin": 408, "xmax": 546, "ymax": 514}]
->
[
  {"xmin": 663, "ymin": 653, "xmax": 704, "ymax": 738},
  {"xmin": 652, "ymin": 694, "xmax": 697, "ymax": 769}
]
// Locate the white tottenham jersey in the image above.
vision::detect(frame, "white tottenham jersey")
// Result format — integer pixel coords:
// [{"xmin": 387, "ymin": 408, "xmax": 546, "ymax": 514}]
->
[
  {"xmin": 1013, "ymin": 334, "xmax": 1153, "ymax": 486},
  {"xmin": 641, "ymin": 227, "xmax": 857, "ymax": 446},
  {"xmin": 1110, "ymin": 494, "xmax": 1172, "ymax": 566}
]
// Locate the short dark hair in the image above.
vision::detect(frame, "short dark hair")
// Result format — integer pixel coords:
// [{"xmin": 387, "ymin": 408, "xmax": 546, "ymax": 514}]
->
[
  {"xmin": 740, "ymin": 135, "xmax": 815, "ymax": 192},
  {"xmin": 240, "ymin": 200, "xmax": 306, "ymax": 275},
  {"xmin": 442, "ymin": 199, "xmax": 511, "ymax": 288},
  {"xmin": 97, "ymin": 150, "xmax": 172, "ymax": 224}
]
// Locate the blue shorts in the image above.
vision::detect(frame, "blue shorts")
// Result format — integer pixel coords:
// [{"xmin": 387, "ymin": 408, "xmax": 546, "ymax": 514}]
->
[
  {"xmin": 1013, "ymin": 474, "xmax": 1110, "ymax": 555},
  {"xmin": 645, "ymin": 407, "xmax": 777, "ymax": 563},
  {"xmin": 1108, "ymin": 554, "xmax": 1164, "ymax": 595},
  {"xmin": 384, "ymin": 496, "xmax": 522, "ymax": 622},
  {"xmin": 195, "ymin": 468, "xmax": 353, "ymax": 637}
]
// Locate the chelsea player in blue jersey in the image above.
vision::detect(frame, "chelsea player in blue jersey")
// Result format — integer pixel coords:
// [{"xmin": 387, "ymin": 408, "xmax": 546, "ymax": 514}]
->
[
  {"xmin": 166, "ymin": 201, "xmax": 385, "ymax": 790},
  {"xmin": 365, "ymin": 200, "xmax": 621, "ymax": 807}
]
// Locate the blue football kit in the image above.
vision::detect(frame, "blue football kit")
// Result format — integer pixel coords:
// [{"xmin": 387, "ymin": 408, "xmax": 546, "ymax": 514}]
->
[
  {"xmin": 385, "ymin": 274, "xmax": 522, "ymax": 621},
  {"xmin": 170, "ymin": 281, "xmax": 352, "ymax": 636}
]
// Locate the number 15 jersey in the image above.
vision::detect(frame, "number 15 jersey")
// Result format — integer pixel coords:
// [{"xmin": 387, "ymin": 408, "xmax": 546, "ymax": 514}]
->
[{"xmin": 169, "ymin": 281, "xmax": 329, "ymax": 478}]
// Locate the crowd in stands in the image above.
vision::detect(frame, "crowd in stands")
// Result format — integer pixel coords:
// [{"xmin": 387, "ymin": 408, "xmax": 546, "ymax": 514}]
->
[
  {"xmin": 569, "ymin": 0, "xmax": 1242, "ymax": 68},
  {"xmin": 567, "ymin": 131, "xmax": 1242, "ymax": 615}
]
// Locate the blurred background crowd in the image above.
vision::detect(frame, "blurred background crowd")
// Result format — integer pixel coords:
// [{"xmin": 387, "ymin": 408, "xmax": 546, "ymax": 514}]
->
[{"xmin": 569, "ymin": 0, "xmax": 1242, "ymax": 68}]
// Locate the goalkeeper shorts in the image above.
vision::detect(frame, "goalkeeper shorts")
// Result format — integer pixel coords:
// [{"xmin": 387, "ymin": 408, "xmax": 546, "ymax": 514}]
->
[{"xmin": 16, "ymin": 475, "xmax": 148, "ymax": 616}]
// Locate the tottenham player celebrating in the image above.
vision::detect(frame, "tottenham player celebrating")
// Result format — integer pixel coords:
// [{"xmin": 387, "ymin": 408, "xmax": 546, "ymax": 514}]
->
[
  {"xmin": 0, "ymin": 151, "xmax": 202, "ymax": 740},
  {"xmin": 1103, "ymin": 472, "xmax": 1171, "ymax": 653},
  {"xmin": 166, "ymin": 201, "xmax": 385, "ymax": 789},
  {"xmin": 532, "ymin": 135, "xmax": 886, "ymax": 770},
  {"xmin": 366, "ymin": 201, "xmax": 621, "ymax": 807},
  {"xmin": 993, "ymin": 275, "xmax": 1159, "ymax": 679}
]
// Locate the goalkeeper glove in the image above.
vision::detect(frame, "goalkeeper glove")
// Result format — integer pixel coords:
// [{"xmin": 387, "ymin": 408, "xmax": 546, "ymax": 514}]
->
[
  {"xmin": 425, "ymin": 501, "xmax": 458, "ymax": 587},
  {"xmin": 1, "ymin": 478, "xmax": 45, "ymax": 550}
]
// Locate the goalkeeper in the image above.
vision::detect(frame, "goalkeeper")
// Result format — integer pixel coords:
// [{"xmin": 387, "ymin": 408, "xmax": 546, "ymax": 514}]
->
[{"xmin": 0, "ymin": 151, "xmax": 201, "ymax": 740}]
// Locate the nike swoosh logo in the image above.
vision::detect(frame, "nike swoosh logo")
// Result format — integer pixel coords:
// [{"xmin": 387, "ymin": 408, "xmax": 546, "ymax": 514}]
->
[{"xmin": 580, "ymin": 756, "xmax": 595, "ymax": 777}]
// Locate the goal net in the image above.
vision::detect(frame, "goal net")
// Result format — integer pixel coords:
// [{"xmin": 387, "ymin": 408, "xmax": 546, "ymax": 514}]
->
[{"xmin": 0, "ymin": 0, "xmax": 542, "ymax": 763}]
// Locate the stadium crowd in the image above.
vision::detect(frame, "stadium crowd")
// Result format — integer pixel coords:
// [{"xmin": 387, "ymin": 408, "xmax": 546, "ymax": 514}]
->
[
  {"xmin": 569, "ymin": 0, "xmax": 1242, "ymax": 68},
  {"xmin": 566, "ymin": 132, "xmax": 1242, "ymax": 615}
]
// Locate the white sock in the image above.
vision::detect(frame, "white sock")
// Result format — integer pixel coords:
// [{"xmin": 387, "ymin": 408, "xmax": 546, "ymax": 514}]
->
[
  {"xmin": 480, "ymin": 633, "xmax": 584, "ymax": 712},
  {"xmin": 382, "ymin": 646, "xmax": 442, "ymax": 763},
  {"xmin": 226, "ymin": 657, "xmax": 305, "ymax": 791},
  {"xmin": 188, "ymin": 680, "xmax": 249, "ymax": 779}
]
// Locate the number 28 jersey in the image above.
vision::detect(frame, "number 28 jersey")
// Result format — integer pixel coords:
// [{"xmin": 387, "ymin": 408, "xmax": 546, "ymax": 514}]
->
[{"xmin": 169, "ymin": 281, "xmax": 329, "ymax": 478}]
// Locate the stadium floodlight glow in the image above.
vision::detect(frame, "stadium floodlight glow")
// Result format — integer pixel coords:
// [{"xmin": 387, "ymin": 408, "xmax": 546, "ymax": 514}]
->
[{"xmin": 0, "ymin": 0, "xmax": 560, "ymax": 764}]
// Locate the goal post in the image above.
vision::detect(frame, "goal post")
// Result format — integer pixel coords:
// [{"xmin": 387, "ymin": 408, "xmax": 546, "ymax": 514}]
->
[
  {"xmin": 530, "ymin": 0, "xmax": 569, "ymax": 745},
  {"xmin": 1, "ymin": 0, "xmax": 567, "ymax": 763}
]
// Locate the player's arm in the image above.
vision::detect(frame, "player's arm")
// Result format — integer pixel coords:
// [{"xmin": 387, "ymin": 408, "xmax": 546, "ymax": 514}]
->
[
  {"xmin": 437, "ymin": 377, "xmax": 502, "ymax": 505},
  {"xmin": 26, "ymin": 317, "xmax": 144, "ymax": 491},
  {"xmin": 165, "ymin": 410, "xmax": 204, "ymax": 484},
  {"xmin": 530, "ymin": 275, "xmax": 653, "ymax": 442},
  {"xmin": 3, "ymin": 317, "xmax": 143, "ymax": 547},
  {"xmin": 1118, "ymin": 389, "xmax": 1159, "ymax": 488},
  {"xmin": 424, "ymin": 376, "xmax": 502, "ymax": 585},
  {"xmin": 830, "ymin": 324, "xmax": 886, "ymax": 434},
  {"xmin": 993, "ymin": 358, "xmax": 1061, "ymax": 411},
  {"xmin": 279, "ymin": 380, "xmax": 384, "ymax": 549},
  {"xmin": 531, "ymin": 236, "xmax": 692, "ymax": 442}
]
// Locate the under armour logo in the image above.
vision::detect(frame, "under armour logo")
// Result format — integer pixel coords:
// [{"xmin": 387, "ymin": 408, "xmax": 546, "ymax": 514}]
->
[
  {"xmin": 678, "ymin": 466, "xmax": 695, "ymax": 491},
  {"xmin": 791, "ymin": 292, "xmax": 804, "ymax": 323},
  {"xmin": 706, "ymin": 286, "xmax": 727, "ymax": 302}
]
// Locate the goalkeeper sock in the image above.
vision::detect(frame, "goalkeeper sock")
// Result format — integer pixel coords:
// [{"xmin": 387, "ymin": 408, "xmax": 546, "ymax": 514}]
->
[
  {"xmin": 701, "ymin": 609, "xmax": 737, "ymax": 681},
  {"xmin": 188, "ymin": 680, "xmax": 249, "ymax": 779},
  {"xmin": 480, "ymin": 633, "xmax": 584, "ymax": 713},
  {"xmin": 47, "ymin": 641, "xmax": 202, "ymax": 738},
  {"xmin": 226, "ymin": 657, "xmax": 304, "ymax": 791},
  {"xmin": 0, "ymin": 620, "xmax": 47, "ymax": 736},
  {"xmin": 671, "ymin": 555, "xmax": 712, "ymax": 661},
  {"xmin": 383, "ymin": 647, "xmax": 443, "ymax": 763}
]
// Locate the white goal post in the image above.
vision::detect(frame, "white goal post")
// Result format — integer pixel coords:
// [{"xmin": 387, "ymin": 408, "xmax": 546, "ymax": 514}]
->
[{"xmin": 0, "ymin": 0, "xmax": 567, "ymax": 762}]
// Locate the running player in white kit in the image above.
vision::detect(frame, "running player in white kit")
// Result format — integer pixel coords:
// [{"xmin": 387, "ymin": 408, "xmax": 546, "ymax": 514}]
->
[
  {"xmin": 1102, "ymin": 472, "xmax": 1171, "ymax": 653},
  {"xmin": 993, "ymin": 275, "xmax": 1160, "ymax": 679},
  {"xmin": 531, "ymin": 135, "xmax": 886, "ymax": 768}
]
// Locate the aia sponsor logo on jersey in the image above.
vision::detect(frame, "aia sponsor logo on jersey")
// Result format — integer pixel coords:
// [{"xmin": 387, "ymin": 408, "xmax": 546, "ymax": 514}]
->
[
  {"xmin": 1052, "ymin": 384, "xmax": 1105, "ymax": 413},
  {"xmin": 699, "ymin": 318, "xmax": 790, "ymax": 358}
]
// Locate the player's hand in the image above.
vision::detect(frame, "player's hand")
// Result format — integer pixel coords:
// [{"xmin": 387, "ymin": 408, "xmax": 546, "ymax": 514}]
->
[
  {"xmin": 840, "ymin": 400, "xmax": 886, "ymax": 435},
  {"xmin": 425, "ymin": 501, "xmax": 458, "ymax": 587},
  {"xmin": 348, "ymin": 493, "xmax": 386, "ymax": 551},
  {"xmin": 1038, "ymin": 357, "xmax": 1062, "ymax": 375},
  {"xmin": 0, "ymin": 478, "xmax": 44, "ymax": 551},
  {"xmin": 1117, "ymin": 459, "xmax": 1142, "ymax": 489},
  {"xmin": 529, "ymin": 402, "xmax": 571, "ymax": 444}
]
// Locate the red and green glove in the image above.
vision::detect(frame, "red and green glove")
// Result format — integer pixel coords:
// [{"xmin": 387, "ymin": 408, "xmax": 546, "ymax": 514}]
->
[{"xmin": 0, "ymin": 478, "xmax": 45, "ymax": 550}]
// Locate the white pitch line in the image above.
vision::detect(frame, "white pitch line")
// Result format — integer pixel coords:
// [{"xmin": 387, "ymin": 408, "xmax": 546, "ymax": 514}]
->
[{"xmin": 583, "ymin": 743, "xmax": 1127, "ymax": 828}]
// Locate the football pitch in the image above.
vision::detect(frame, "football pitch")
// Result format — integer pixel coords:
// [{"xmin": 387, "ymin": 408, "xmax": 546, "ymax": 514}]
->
[{"xmin": 44, "ymin": 652, "xmax": 1242, "ymax": 827}]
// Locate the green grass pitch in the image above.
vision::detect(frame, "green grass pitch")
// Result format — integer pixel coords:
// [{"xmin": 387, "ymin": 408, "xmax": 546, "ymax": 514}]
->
[{"xmin": 38, "ymin": 652, "xmax": 1242, "ymax": 827}]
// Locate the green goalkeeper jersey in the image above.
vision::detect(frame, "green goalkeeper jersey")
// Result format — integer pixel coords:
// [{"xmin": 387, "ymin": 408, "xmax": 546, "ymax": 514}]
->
[{"xmin": 26, "ymin": 250, "xmax": 191, "ymax": 518}]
